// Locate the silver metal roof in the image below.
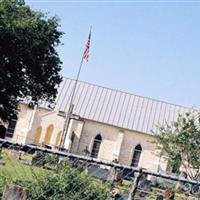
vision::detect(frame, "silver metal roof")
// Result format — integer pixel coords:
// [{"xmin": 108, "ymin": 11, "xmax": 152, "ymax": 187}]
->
[{"xmin": 51, "ymin": 77, "xmax": 191, "ymax": 134}]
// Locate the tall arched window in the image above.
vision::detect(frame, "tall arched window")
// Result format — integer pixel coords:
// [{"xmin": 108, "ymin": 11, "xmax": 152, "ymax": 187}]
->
[
  {"xmin": 91, "ymin": 134, "xmax": 102, "ymax": 158},
  {"xmin": 44, "ymin": 124, "xmax": 54, "ymax": 146},
  {"xmin": 131, "ymin": 144, "xmax": 142, "ymax": 167},
  {"xmin": 34, "ymin": 126, "xmax": 42, "ymax": 144},
  {"xmin": 55, "ymin": 131, "xmax": 62, "ymax": 147},
  {"xmin": 71, "ymin": 131, "xmax": 75, "ymax": 144},
  {"xmin": 6, "ymin": 115, "xmax": 18, "ymax": 138}
]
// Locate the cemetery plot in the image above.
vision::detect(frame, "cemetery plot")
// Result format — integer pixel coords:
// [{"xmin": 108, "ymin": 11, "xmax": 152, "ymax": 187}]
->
[{"xmin": 0, "ymin": 141, "xmax": 199, "ymax": 200}]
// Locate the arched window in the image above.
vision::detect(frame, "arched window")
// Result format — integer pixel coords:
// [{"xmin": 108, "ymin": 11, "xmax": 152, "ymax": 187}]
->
[
  {"xmin": 71, "ymin": 132, "xmax": 76, "ymax": 144},
  {"xmin": 91, "ymin": 134, "xmax": 102, "ymax": 158},
  {"xmin": 34, "ymin": 126, "xmax": 42, "ymax": 144},
  {"xmin": 131, "ymin": 144, "xmax": 142, "ymax": 167},
  {"xmin": 55, "ymin": 131, "xmax": 62, "ymax": 147},
  {"xmin": 44, "ymin": 124, "xmax": 54, "ymax": 146},
  {"xmin": 6, "ymin": 115, "xmax": 18, "ymax": 138}
]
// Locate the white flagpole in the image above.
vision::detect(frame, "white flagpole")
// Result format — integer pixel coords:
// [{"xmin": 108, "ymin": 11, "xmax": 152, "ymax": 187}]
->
[
  {"xmin": 59, "ymin": 57, "xmax": 84, "ymax": 149},
  {"xmin": 60, "ymin": 28, "xmax": 91, "ymax": 149}
]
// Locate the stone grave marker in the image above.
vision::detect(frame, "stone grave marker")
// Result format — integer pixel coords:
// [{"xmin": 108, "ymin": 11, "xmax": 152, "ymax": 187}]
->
[
  {"xmin": 8, "ymin": 149, "xmax": 22, "ymax": 160},
  {"xmin": 2, "ymin": 184, "xmax": 29, "ymax": 200}
]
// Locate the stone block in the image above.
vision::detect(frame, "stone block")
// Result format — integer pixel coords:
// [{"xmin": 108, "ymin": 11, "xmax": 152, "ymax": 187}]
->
[
  {"xmin": 8, "ymin": 150, "xmax": 22, "ymax": 160},
  {"xmin": 2, "ymin": 184, "xmax": 29, "ymax": 200}
]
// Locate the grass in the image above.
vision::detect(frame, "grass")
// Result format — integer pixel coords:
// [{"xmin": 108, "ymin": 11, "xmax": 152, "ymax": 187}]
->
[
  {"xmin": 0, "ymin": 148, "xmax": 50, "ymax": 197},
  {"xmin": 0, "ymin": 149, "xmax": 46, "ymax": 181},
  {"xmin": 1, "ymin": 149, "xmax": 196, "ymax": 200},
  {"xmin": 0, "ymin": 149, "xmax": 110, "ymax": 199},
  {"xmin": 0, "ymin": 149, "xmax": 52, "ymax": 198}
]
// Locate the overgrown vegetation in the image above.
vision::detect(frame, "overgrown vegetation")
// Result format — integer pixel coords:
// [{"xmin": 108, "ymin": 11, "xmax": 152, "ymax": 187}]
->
[
  {"xmin": 23, "ymin": 164, "xmax": 110, "ymax": 200},
  {"xmin": 0, "ymin": 150, "xmax": 110, "ymax": 199},
  {"xmin": 155, "ymin": 112, "xmax": 200, "ymax": 180},
  {"xmin": 43, "ymin": 154, "xmax": 59, "ymax": 165}
]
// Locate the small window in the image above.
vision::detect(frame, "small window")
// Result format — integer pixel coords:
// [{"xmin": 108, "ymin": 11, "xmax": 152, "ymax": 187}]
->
[
  {"xmin": 6, "ymin": 115, "xmax": 18, "ymax": 138},
  {"xmin": 131, "ymin": 144, "xmax": 142, "ymax": 167},
  {"xmin": 71, "ymin": 132, "xmax": 75, "ymax": 144},
  {"xmin": 91, "ymin": 134, "xmax": 102, "ymax": 158}
]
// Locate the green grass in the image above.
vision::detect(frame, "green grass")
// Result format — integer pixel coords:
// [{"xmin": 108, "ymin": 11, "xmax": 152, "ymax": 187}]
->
[
  {"xmin": 0, "ymin": 149, "xmax": 110, "ymax": 200},
  {"xmin": 0, "ymin": 149, "xmax": 46, "ymax": 181},
  {"xmin": 0, "ymin": 148, "xmax": 50, "ymax": 197},
  {"xmin": 3, "ymin": 150, "xmax": 194, "ymax": 200}
]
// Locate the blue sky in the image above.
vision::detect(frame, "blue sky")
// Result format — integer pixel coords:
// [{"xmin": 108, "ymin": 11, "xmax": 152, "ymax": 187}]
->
[{"xmin": 27, "ymin": 1, "xmax": 200, "ymax": 108}]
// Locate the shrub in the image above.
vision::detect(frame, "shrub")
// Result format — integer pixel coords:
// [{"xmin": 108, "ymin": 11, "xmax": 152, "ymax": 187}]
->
[{"xmin": 23, "ymin": 164, "xmax": 110, "ymax": 200}]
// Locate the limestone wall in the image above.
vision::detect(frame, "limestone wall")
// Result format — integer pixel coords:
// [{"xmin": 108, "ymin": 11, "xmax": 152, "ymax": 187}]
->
[
  {"xmin": 12, "ymin": 105, "xmax": 167, "ymax": 172},
  {"xmin": 77, "ymin": 119, "xmax": 167, "ymax": 172},
  {"xmin": 12, "ymin": 104, "xmax": 35, "ymax": 144},
  {"xmin": 37, "ymin": 111, "xmax": 64, "ymax": 146}
]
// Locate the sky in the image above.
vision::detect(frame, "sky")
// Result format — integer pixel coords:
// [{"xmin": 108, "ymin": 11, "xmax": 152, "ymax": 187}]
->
[{"xmin": 26, "ymin": 0, "xmax": 200, "ymax": 108}]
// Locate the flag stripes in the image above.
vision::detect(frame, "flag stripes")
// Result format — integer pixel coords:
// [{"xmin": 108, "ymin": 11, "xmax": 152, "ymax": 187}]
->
[{"xmin": 83, "ymin": 30, "xmax": 91, "ymax": 62}]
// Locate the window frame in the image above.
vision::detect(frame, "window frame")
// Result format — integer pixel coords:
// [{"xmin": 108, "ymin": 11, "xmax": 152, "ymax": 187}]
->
[
  {"xmin": 91, "ymin": 134, "xmax": 102, "ymax": 158},
  {"xmin": 131, "ymin": 144, "xmax": 142, "ymax": 167}
]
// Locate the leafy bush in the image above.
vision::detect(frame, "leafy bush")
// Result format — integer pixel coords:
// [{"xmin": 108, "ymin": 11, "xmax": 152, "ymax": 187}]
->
[
  {"xmin": 22, "ymin": 164, "xmax": 110, "ymax": 200},
  {"xmin": 0, "ymin": 153, "xmax": 110, "ymax": 199},
  {"xmin": 43, "ymin": 154, "xmax": 59, "ymax": 165}
]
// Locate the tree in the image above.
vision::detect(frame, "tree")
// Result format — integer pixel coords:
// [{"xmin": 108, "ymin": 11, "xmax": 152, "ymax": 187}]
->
[
  {"xmin": 155, "ymin": 112, "xmax": 200, "ymax": 180},
  {"xmin": 0, "ymin": 0, "xmax": 63, "ymax": 121}
]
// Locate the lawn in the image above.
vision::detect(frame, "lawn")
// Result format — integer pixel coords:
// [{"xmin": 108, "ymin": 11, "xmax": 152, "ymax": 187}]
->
[
  {"xmin": 3, "ymin": 149, "xmax": 195, "ymax": 200},
  {"xmin": 0, "ymin": 149, "xmax": 110, "ymax": 200},
  {"xmin": 0, "ymin": 148, "xmax": 49, "ymax": 197},
  {"xmin": 0, "ymin": 149, "xmax": 46, "ymax": 180}
]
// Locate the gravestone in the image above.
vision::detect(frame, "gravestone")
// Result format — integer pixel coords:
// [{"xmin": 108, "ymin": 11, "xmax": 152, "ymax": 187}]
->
[
  {"xmin": 2, "ymin": 184, "xmax": 29, "ymax": 200},
  {"xmin": 156, "ymin": 194, "xmax": 164, "ymax": 200},
  {"xmin": 31, "ymin": 151, "xmax": 45, "ymax": 167},
  {"xmin": 8, "ymin": 149, "xmax": 22, "ymax": 160},
  {"xmin": 20, "ymin": 160, "xmax": 32, "ymax": 166}
]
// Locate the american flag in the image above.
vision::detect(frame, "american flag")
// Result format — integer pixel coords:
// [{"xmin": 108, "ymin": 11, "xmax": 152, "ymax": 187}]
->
[{"xmin": 83, "ymin": 30, "xmax": 91, "ymax": 62}]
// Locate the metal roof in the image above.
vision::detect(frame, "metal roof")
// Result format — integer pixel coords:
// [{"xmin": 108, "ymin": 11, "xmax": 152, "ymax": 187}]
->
[{"xmin": 48, "ymin": 77, "xmax": 191, "ymax": 134}]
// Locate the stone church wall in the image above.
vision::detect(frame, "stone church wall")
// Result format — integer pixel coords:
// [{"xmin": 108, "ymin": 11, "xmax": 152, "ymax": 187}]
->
[
  {"xmin": 76, "ymin": 119, "xmax": 167, "ymax": 172},
  {"xmin": 11, "ymin": 105, "xmax": 167, "ymax": 172}
]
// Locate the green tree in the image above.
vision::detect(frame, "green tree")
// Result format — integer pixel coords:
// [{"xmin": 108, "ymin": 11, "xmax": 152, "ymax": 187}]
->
[
  {"xmin": 0, "ymin": 0, "xmax": 63, "ymax": 121},
  {"xmin": 156, "ymin": 112, "xmax": 200, "ymax": 180}
]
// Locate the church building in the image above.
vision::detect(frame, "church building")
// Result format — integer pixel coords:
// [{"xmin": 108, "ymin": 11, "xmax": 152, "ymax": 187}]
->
[{"xmin": 0, "ymin": 77, "xmax": 190, "ymax": 173}]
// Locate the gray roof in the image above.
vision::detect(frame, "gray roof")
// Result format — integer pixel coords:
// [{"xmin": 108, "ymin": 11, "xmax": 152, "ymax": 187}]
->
[{"xmin": 42, "ymin": 77, "xmax": 191, "ymax": 134}]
